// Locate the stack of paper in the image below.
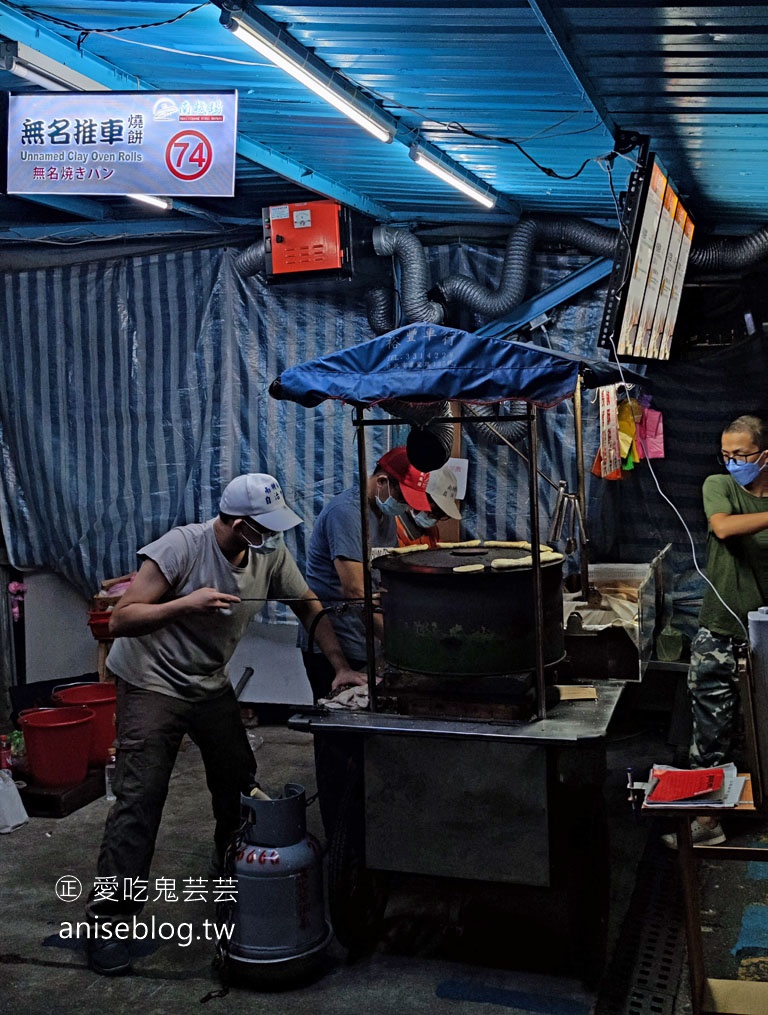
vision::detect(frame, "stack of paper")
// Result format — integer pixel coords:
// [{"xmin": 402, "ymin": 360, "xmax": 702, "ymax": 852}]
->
[{"xmin": 644, "ymin": 763, "xmax": 745, "ymax": 807}]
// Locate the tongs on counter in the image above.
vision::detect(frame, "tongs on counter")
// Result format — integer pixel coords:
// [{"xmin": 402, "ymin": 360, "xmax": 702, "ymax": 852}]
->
[{"xmin": 547, "ymin": 481, "xmax": 585, "ymax": 555}]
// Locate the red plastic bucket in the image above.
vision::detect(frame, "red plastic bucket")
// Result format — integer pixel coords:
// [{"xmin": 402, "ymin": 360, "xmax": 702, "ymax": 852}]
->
[
  {"xmin": 51, "ymin": 683, "xmax": 117, "ymax": 766},
  {"xmin": 18, "ymin": 706, "xmax": 95, "ymax": 788}
]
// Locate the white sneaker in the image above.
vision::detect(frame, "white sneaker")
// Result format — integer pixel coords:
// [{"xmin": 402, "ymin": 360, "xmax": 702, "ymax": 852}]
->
[{"xmin": 661, "ymin": 819, "xmax": 726, "ymax": 850}]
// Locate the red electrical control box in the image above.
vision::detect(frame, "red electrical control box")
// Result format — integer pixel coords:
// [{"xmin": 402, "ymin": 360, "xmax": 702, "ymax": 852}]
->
[{"xmin": 263, "ymin": 199, "xmax": 352, "ymax": 281}]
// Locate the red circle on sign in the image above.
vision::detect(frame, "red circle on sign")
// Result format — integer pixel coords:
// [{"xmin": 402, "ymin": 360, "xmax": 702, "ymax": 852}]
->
[{"xmin": 165, "ymin": 130, "xmax": 213, "ymax": 181}]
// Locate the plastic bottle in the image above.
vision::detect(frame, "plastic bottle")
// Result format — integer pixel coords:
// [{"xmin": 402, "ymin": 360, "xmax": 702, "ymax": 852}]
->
[
  {"xmin": 0, "ymin": 735, "xmax": 11, "ymax": 771},
  {"xmin": 104, "ymin": 748, "xmax": 116, "ymax": 801},
  {"xmin": 656, "ymin": 621, "xmax": 683, "ymax": 662}
]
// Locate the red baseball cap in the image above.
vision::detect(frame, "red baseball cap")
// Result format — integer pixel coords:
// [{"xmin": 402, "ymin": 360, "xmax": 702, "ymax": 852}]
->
[{"xmin": 378, "ymin": 447, "xmax": 431, "ymax": 511}]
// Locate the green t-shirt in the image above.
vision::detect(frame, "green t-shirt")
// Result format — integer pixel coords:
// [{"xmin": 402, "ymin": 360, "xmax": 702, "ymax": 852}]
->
[{"xmin": 699, "ymin": 473, "xmax": 768, "ymax": 637}]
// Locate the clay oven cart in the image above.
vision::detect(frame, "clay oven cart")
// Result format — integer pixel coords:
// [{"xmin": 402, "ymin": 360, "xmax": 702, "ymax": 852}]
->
[{"xmin": 269, "ymin": 323, "xmax": 645, "ymax": 981}]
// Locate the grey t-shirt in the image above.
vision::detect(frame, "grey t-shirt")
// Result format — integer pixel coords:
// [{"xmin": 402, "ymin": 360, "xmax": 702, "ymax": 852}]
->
[{"xmin": 107, "ymin": 519, "xmax": 309, "ymax": 700}]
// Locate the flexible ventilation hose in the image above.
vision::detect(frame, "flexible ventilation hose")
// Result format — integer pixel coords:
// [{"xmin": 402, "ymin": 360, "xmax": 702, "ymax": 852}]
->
[
  {"xmin": 687, "ymin": 225, "xmax": 768, "ymax": 271},
  {"xmin": 435, "ymin": 217, "xmax": 619, "ymax": 317},
  {"xmin": 371, "ymin": 225, "xmax": 444, "ymax": 326},
  {"xmin": 234, "ymin": 239, "xmax": 265, "ymax": 277}
]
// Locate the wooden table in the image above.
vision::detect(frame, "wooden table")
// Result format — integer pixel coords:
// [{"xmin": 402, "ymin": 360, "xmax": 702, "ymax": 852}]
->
[{"xmin": 644, "ymin": 775, "xmax": 768, "ymax": 1015}]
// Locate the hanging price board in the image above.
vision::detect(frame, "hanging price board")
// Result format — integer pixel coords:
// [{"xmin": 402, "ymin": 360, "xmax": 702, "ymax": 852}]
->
[
  {"xmin": 6, "ymin": 91, "xmax": 237, "ymax": 197},
  {"xmin": 599, "ymin": 386, "xmax": 622, "ymax": 477}
]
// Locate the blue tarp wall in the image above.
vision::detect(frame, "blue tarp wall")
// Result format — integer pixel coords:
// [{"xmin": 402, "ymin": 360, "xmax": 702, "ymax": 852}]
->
[{"xmin": 0, "ymin": 238, "xmax": 756, "ymax": 636}]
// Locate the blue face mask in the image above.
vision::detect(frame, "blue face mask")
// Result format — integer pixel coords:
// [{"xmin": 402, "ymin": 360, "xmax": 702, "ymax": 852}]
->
[
  {"xmin": 376, "ymin": 495, "xmax": 408, "ymax": 517},
  {"xmin": 725, "ymin": 458, "xmax": 764, "ymax": 487},
  {"xmin": 242, "ymin": 521, "xmax": 281, "ymax": 555},
  {"xmin": 375, "ymin": 479, "xmax": 408, "ymax": 517},
  {"xmin": 411, "ymin": 510, "xmax": 438, "ymax": 529},
  {"xmin": 249, "ymin": 534, "xmax": 281, "ymax": 555}
]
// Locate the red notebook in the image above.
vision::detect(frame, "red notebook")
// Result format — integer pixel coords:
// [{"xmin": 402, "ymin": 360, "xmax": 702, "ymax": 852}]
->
[{"xmin": 646, "ymin": 766, "xmax": 725, "ymax": 803}]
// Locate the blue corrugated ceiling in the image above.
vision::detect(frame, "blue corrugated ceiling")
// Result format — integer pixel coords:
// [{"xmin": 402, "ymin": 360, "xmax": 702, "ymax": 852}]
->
[{"xmin": 0, "ymin": 2, "xmax": 766, "ymax": 240}]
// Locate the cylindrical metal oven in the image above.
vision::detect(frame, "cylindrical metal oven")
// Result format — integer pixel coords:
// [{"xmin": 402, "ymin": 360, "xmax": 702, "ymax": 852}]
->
[{"xmin": 375, "ymin": 545, "xmax": 564, "ymax": 676}]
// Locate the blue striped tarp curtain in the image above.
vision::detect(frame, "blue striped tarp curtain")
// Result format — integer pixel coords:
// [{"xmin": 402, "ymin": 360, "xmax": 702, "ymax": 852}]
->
[
  {"xmin": 0, "ymin": 246, "xmax": 375, "ymax": 616},
  {"xmin": 0, "ymin": 238, "xmax": 709, "ymax": 625}
]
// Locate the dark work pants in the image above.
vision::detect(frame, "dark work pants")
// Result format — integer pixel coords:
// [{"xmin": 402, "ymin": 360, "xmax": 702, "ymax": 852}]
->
[
  {"xmin": 87, "ymin": 677, "xmax": 256, "ymax": 919},
  {"xmin": 688, "ymin": 627, "xmax": 741, "ymax": 769}
]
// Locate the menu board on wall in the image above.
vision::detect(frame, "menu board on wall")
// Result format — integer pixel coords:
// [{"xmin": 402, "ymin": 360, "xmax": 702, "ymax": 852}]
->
[
  {"xmin": 631, "ymin": 176, "xmax": 678, "ymax": 357},
  {"xmin": 618, "ymin": 159, "xmax": 667, "ymax": 357},
  {"xmin": 599, "ymin": 151, "xmax": 694, "ymax": 361},
  {"xmin": 658, "ymin": 211, "xmax": 694, "ymax": 360},
  {"xmin": 6, "ymin": 91, "xmax": 238, "ymax": 197}
]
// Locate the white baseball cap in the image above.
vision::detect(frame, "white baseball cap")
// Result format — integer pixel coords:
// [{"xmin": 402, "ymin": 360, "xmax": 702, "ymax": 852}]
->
[
  {"xmin": 426, "ymin": 466, "xmax": 462, "ymax": 519},
  {"xmin": 219, "ymin": 474, "xmax": 302, "ymax": 532}
]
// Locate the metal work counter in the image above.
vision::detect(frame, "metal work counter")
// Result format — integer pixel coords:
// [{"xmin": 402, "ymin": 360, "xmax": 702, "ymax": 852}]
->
[
  {"xmin": 288, "ymin": 680, "xmax": 624, "ymax": 744},
  {"xmin": 290, "ymin": 681, "xmax": 626, "ymax": 985}
]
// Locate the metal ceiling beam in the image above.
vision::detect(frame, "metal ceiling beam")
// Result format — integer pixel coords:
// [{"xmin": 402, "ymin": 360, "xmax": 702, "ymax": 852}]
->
[
  {"xmin": 235, "ymin": 136, "xmax": 392, "ymax": 220},
  {"xmin": 0, "ymin": 6, "xmax": 139, "ymax": 89},
  {"xmin": 386, "ymin": 210, "xmax": 522, "ymax": 227},
  {"xmin": 19, "ymin": 194, "xmax": 107, "ymax": 220},
  {"xmin": 0, "ymin": 219, "xmax": 237, "ymax": 241},
  {"xmin": 525, "ymin": 0, "xmax": 620, "ymax": 140}
]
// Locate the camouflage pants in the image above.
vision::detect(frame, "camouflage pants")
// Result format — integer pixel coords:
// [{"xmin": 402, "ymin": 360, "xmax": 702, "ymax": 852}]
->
[{"xmin": 687, "ymin": 627, "xmax": 740, "ymax": 768}]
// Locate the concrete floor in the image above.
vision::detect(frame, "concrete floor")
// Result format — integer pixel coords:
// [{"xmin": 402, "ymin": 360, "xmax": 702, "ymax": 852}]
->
[{"xmin": 3, "ymin": 686, "xmax": 761, "ymax": 1015}]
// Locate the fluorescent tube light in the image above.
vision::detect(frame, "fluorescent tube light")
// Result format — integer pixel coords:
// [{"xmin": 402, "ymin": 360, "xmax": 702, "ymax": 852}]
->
[
  {"xmin": 409, "ymin": 144, "xmax": 496, "ymax": 209},
  {"xmin": 8, "ymin": 60, "xmax": 69, "ymax": 91},
  {"xmin": 128, "ymin": 194, "xmax": 173, "ymax": 210},
  {"xmin": 1, "ymin": 41, "xmax": 103, "ymax": 91},
  {"xmin": 227, "ymin": 16, "xmax": 394, "ymax": 144}
]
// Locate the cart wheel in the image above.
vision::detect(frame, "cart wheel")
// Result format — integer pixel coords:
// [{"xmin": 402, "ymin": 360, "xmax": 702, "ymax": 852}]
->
[{"xmin": 327, "ymin": 771, "xmax": 390, "ymax": 953}]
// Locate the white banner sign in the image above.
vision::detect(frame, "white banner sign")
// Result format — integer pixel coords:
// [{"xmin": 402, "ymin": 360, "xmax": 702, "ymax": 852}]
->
[{"xmin": 6, "ymin": 91, "xmax": 238, "ymax": 197}]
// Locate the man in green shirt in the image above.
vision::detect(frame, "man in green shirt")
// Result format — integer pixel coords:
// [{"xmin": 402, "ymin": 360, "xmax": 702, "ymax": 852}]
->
[{"xmin": 664, "ymin": 414, "xmax": 768, "ymax": 848}]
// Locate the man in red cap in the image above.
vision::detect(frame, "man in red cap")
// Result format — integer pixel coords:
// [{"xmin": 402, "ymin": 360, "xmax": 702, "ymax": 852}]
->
[
  {"xmin": 376, "ymin": 446, "xmax": 432, "ymax": 514},
  {"xmin": 396, "ymin": 463, "xmax": 463, "ymax": 548},
  {"xmin": 300, "ymin": 446, "xmax": 430, "ymax": 702},
  {"xmin": 300, "ymin": 446, "xmax": 430, "ymax": 839}
]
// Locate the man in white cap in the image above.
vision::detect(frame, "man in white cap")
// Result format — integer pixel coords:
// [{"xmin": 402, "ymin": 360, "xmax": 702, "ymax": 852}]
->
[
  {"xmin": 85, "ymin": 473, "xmax": 363, "ymax": 976},
  {"xmin": 396, "ymin": 464, "xmax": 462, "ymax": 548}
]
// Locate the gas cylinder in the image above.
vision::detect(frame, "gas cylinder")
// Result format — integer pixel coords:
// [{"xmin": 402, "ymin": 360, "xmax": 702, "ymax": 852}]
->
[{"xmin": 218, "ymin": 782, "xmax": 332, "ymax": 984}]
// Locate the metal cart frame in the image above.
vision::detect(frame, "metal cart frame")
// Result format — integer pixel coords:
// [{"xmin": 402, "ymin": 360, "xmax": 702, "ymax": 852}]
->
[{"xmin": 270, "ymin": 324, "xmax": 644, "ymax": 979}]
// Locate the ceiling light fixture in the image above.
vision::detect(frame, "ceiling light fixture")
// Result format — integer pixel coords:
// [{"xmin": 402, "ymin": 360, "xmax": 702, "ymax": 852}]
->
[
  {"xmin": 409, "ymin": 144, "xmax": 496, "ymax": 209},
  {"xmin": 223, "ymin": 10, "xmax": 395, "ymax": 144},
  {"xmin": 6, "ymin": 60, "xmax": 68, "ymax": 91},
  {"xmin": 128, "ymin": 194, "xmax": 173, "ymax": 211},
  {"xmin": 0, "ymin": 40, "xmax": 103, "ymax": 91},
  {"xmin": 1, "ymin": 41, "xmax": 184, "ymax": 218}
]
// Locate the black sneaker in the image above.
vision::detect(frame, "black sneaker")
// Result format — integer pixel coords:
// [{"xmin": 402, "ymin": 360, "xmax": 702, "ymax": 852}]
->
[{"xmin": 85, "ymin": 923, "xmax": 132, "ymax": 976}]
